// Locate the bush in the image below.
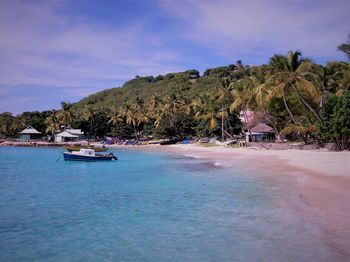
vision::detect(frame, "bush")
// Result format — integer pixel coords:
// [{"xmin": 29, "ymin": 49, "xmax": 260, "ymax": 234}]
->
[{"xmin": 317, "ymin": 91, "xmax": 350, "ymax": 150}]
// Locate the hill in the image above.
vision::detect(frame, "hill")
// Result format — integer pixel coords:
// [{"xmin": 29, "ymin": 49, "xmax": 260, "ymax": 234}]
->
[{"xmin": 73, "ymin": 66, "xmax": 247, "ymax": 109}]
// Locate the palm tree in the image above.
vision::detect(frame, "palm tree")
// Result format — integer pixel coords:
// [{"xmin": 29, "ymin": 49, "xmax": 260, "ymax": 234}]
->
[
  {"xmin": 321, "ymin": 62, "xmax": 350, "ymax": 96},
  {"xmin": 147, "ymin": 95, "xmax": 163, "ymax": 113},
  {"xmin": 268, "ymin": 51, "xmax": 322, "ymax": 124},
  {"xmin": 248, "ymin": 68, "xmax": 283, "ymax": 139},
  {"xmin": 125, "ymin": 107, "xmax": 139, "ymax": 138},
  {"xmin": 124, "ymin": 99, "xmax": 150, "ymax": 139},
  {"xmin": 45, "ymin": 114, "xmax": 60, "ymax": 135},
  {"xmin": 146, "ymin": 95, "xmax": 163, "ymax": 125},
  {"xmin": 162, "ymin": 94, "xmax": 183, "ymax": 116},
  {"xmin": 337, "ymin": 34, "xmax": 350, "ymax": 60},
  {"xmin": 82, "ymin": 106, "xmax": 95, "ymax": 123},
  {"xmin": 229, "ymin": 79, "xmax": 255, "ymax": 137},
  {"xmin": 135, "ymin": 107, "xmax": 150, "ymax": 132},
  {"xmin": 218, "ymin": 78, "xmax": 233, "ymax": 139},
  {"xmin": 253, "ymin": 83, "xmax": 283, "ymax": 140},
  {"xmin": 107, "ymin": 106, "xmax": 124, "ymax": 126},
  {"xmin": 0, "ymin": 112, "xmax": 22, "ymax": 137},
  {"xmin": 56, "ymin": 102, "xmax": 75, "ymax": 130},
  {"xmin": 153, "ymin": 94, "xmax": 183, "ymax": 129},
  {"xmin": 193, "ymin": 93, "xmax": 221, "ymax": 131}
]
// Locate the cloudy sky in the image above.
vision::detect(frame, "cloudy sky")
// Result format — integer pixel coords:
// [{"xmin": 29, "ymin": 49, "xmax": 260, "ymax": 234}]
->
[{"xmin": 0, "ymin": 0, "xmax": 349, "ymax": 114}]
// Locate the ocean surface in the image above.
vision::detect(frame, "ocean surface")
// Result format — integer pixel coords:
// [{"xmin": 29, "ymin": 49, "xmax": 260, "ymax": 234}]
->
[{"xmin": 0, "ymin": 147, "xmax": 348, "ymax": 261}]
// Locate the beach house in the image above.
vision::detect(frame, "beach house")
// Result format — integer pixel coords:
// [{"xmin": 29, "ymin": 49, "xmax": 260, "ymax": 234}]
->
[
  {"xmin": 245, "ymin": 123, "xmax": 275, "ymax": 142},
  {"xmin": 55, "ymin": 129, "xmax": 86, "ymax": 143},
  {"xmin": 19, "ymin": 126, "xmax": 42, "ymax": 141}
]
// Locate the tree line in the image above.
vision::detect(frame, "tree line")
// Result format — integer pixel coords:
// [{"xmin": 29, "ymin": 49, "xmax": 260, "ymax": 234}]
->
[{"xmin": 0, "ymin": 50, "xmax": 349, "ymax": 150}]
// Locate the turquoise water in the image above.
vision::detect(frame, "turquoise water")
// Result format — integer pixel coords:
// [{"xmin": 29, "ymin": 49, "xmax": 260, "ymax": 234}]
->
[{"xmin": 0, "ymin": 147, "xmax": 348, "ymax": 261}]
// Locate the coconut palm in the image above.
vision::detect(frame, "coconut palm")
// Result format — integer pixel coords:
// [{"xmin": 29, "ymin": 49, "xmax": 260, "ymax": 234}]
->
[
  {"xmin": 268, "ymin": 51, "xmax": 322, "ymax": 124},
  {"xmin": 0, "ymin": 112, "xmax": 22, "ymax": 137},
  {"xmin": 124, "ymin": 99, "xmax": 150, "ymax": 139},
  {"xmin": 193, "ymin": 93, "xmax": 221, "ymax": 130},
  {"xmin": 44, "ymin": 114, "xmax": 60, "ymax": 134},
  {"xmin": 229, "ymin": 79, "xmax": 256, "ymax": 132},
  {"xmin": 82, "ymin": 106, "xmax": 95, "ymax": 122},
  {"xmin": 321, "ymin": 62, "xmax": 350, "ymax": 96},
  {"xmin": 147, "ymin": 95, "xmax": 163, "ymax": 113},
  {"xmin": 56, "ymin": 102, "xmax": 75, "ymax": 129},
  {"xmin": 337, "ymin": 34, "xmax": 350, "ymax": 60},
  {"xmin": 135, "ymin": 107, "xmax": 150, "ymax": 130},
  {"xmin": 162, "ymin": 94, "xmax": 183, "ymax": 116},
  {"xmin": 250, "ymin": 68, "xmax": 283, "ymax": 139},
  {"xmin": 125, "ymin": 107, "xmax": 139, "ymax": 138},
  {"xmin": 217, "ymin": 78, "xmax": 234, "ymax": 139},
  {"xmin": 153, "ymin": 94, "xmax": 183, "ymax": 128},
  {"xmin": 146, "ymin": 95, "xmax": 164, "ymax": 124},
  {"xmin": 107, "ymin": 106, "xmax": 124, "ymax": 126},
  {"xmin": 253, "ymin": 83, "xmax": 281, "ymax": 139}
]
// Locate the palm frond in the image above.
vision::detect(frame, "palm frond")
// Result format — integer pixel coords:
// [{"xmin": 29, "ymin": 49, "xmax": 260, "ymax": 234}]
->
[
  {"xmin": 281, "ymin": 124, "xmax": 307, "ymax": 135},
  {"xmin": 296, "ymin": 79, "xmax": 321, "ymax": 103}
]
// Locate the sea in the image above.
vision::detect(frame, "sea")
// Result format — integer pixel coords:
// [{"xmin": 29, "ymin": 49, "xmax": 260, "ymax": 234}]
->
[{"xmin": 0, "ymin": 147, "xmax": 348, "ymax": 261}]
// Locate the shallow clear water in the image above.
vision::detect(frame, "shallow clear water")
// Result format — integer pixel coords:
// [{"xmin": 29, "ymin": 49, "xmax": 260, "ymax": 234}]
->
[{"xmin": 0, "ymin": 147, "xmax": 348, "ymax": 261}]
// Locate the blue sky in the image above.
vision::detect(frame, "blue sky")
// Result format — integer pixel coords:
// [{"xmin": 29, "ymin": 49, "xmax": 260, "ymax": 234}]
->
[{"xmin": 0, "ymin": 0, "xmax": 349, "ymax": 114}]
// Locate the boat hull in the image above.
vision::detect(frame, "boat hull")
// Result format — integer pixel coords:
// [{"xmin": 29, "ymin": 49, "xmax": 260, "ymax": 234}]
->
[
  {"xmin": 64, "ymin": 146, "xmax": 108, "ymax": 152},
  {"xmin": 63, "ymin": 152, "xmax": 116, "ymax": 161},
  {"xmin": 159, "ymin": 139, "xmax": 179, "ymax": 145}
]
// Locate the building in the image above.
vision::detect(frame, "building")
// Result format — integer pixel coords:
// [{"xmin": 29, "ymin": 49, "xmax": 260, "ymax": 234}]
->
[
  {"xmin": 65, "ymin": 129, "xmax": 85, "ymax": 140},
  {"xmin": 19, "ymin": 126, "xmax": 42, "ymax": 141},
  {"xmin": 245, "ymin": 123, "xmax": 275, "ymax": 142},
  {"xmin": 54, "ymin": 129, "xmax": 86, "ymax": 143}
]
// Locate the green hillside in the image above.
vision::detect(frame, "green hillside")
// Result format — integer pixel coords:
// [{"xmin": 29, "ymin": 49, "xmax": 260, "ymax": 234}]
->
[{"xmin": 74, "ymin": 69, "xmax": 223, "ymax": 109}]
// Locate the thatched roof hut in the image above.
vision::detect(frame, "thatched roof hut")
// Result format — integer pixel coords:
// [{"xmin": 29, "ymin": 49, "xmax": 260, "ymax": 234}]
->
[
  {"xmin": 250, "ymin": 123, "xmax": 274, "ymax": 133},
  {"xmin": 246, "ymin": 123, "xmax": 275, "ymax": 142}
]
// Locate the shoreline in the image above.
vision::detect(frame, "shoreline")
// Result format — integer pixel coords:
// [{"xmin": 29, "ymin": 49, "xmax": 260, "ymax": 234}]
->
[
  {"xmin": 1, "ymin": 142, "xmax": 349, "ymax": 253},
  {"xmin": 106, "ymin": 143, "xmax": 349, "ymax": 178},
  {"xmin": 108, "ymin": 143, "xmax": 350, "ymax": 253}
]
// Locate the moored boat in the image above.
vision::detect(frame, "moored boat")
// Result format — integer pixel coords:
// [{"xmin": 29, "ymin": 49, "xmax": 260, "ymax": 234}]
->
[
  {"xmin": 63, "ymin": 149, "xmax": 117, "ymax": 161},
  {"xmin": 159, "ymin": 139, "xmax": 179, "ymax": 145},
  {"xmin": 215, "ymin": 139, "xmax": 237, "ymax": 145},
  {"xmin": 64, "ymin": 145, "xmax": 108, "ymax": 152}
]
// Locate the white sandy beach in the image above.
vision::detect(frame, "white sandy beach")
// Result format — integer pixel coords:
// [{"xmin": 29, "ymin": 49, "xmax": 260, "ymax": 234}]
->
[
  {"xmin": 167, "ymin": 144, "xmax": 350, "ymax": 177},
  {"xmin": 109, "ymin": 143, "xmax": 349, "ymax": 177}
]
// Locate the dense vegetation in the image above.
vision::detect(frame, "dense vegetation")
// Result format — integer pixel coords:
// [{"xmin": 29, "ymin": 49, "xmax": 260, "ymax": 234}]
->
[{"xmin": 1, "ymin": 48, "xmax": 349, "ymax": 150}]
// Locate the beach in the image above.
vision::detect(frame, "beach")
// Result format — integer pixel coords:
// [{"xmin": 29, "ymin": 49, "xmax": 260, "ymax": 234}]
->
[
  {"xmin": 108, "ymin": 143, "xmax": 350, "ymax": 254},
  {"xmin": 0, "ymin": 144, "xmax": 349, "ymax": 260}
]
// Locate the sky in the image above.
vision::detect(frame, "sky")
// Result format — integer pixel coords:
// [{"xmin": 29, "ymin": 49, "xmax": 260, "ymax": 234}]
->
[{"xmin": 0, "ymin": 0, "xmax": 349, "ymax": 114}]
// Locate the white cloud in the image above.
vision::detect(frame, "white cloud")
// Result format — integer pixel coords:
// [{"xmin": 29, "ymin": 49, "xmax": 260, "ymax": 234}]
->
[
  {"xmin": 0, "ymin": 0, "xmax": 186, "ymax": 92},
  {"xmin": 1, "ymin": 0, "xmax": 348, "ymax": 113},
  {"xmin": 157, "ymin": 0, "xmax": 350, "ymax": 62}
]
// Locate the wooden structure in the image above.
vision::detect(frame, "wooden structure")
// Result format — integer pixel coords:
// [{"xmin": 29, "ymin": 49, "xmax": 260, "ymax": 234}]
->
[
  {"xmin": 54, "ymin": 129, "xmax": 86, "ymax": 143},
  {"xmin": 245, "ymin": 123, "xmax": 275, "ymax": 142},
  {"xmin": 19, "ymin": 126, "xmax": 42, "ymax": 141}
]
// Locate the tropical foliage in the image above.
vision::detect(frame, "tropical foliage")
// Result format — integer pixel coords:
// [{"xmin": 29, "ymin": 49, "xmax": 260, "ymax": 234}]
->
[
  {"xmin": 317, "ymin": 91, "xmax": 350, "ymax": 150},
  {"xmin": 0, "ymin": 50, "xmax": 349, "ymax": 150},
  {"xmin": 338, "ymin": 34, "xmax": 350, "ymax": 60}
]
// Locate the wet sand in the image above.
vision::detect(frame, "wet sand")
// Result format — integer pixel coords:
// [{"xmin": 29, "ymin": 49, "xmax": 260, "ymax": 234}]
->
[{"xmin": 107, "ymin": 143, "xmax": 350, "ymax": 254}]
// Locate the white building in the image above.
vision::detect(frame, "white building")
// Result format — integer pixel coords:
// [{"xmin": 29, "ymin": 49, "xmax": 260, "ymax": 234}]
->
[
  {"xmin": 55, "ymin": 129, "xmax": 85, "ymax": 143},
  {"xmin": 19, "ymin": 126, "xmax": 42, "ymax": 141}
]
